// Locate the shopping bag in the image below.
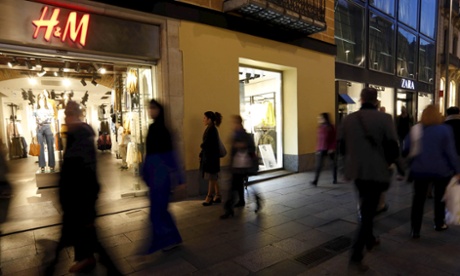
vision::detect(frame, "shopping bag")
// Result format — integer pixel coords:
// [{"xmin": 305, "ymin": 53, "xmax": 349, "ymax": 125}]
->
[
  {"xmin": 442, "ymin": 176, "xmax": 460, "ymax": 225},
  {"xmin": 218, "ymin": 136, "xmax": 227, "ymax": 158},
  {"xmin": 29, "ymin": 139, "xmax": 40, "ymax": 156}
]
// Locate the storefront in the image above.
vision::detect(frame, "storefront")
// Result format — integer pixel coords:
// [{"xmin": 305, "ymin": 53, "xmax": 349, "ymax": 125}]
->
[{"xmin": 0, "ymin": 0, "xmax": 168, "ymax": 198}]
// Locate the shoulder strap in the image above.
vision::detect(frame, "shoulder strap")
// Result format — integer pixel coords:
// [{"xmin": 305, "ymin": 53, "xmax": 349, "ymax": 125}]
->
[{"xmin": 357, "ymin": 111, "xmax": 377, "ymax": 147}]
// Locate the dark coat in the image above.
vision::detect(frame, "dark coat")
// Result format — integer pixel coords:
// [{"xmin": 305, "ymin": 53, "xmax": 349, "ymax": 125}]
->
[
  {"xmin": 445, "ymin": 115, "xmax": 460, "ymax": 156},
  {"xmin": 59, "ymin": 122, "xmax": 100, "ymax": 241},
  {"xmin": 200, "ymin": 125, "xmax": 220, "ymax": 174},
  {"xmin": 339, "ymin": 103, "xmax": 399, "ymax": 183}
]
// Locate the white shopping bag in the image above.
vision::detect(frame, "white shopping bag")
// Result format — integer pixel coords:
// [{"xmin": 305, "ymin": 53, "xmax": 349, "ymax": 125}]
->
[{"xmin": 442, "ymin": 176, "xmax": 460, "ymax": 225}]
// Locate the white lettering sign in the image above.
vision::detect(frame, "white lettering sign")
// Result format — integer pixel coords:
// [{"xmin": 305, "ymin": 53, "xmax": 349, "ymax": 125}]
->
[{"xmin": 401, "ymin": 79, "xmax": 415, "ymax": 90}]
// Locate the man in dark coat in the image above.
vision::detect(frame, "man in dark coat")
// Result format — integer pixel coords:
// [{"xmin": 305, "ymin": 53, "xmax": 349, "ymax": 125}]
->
[
  {"xmin": 339, "ymin": 88, "xmax": 399, "ymax": 271},
  {"xmin": 445, "ymin": 106, "xmax": 460, "ymax": 157},
  {"xmin": 45, "ymin": 101, "xmax": 121, "ymax": 275}
]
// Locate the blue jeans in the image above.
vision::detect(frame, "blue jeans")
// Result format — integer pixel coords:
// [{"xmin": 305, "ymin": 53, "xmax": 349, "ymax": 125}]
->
[{"xmin": 37, "ymin": 124, "xmax": 55, "ymax": 168}]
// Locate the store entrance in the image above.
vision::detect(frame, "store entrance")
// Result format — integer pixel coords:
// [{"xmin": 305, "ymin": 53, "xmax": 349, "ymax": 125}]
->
[
  {"xmin": 239, "ymin": 66, "xmax": 283, "ymax": 172},
  {"xmin": 0, "ymin": 52, "xmax": 155, "ymax": 196},
  {"xmin": 396, "ymin": 90, "xmax": 416, "ymax": 120}
]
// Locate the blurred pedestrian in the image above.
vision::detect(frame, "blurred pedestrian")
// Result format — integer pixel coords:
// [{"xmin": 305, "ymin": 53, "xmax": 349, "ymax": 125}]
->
[
  {"xmin": 339, "ymin": 88, "xmax": 399, "ymax": 271},
  {"xmin": 311, "ymin": 112, "xmax": 337, "ymax": 185},
  {"xmin": 0, "ymin": 138, "xmax": 11, "ymax": 199},
  {"xmin": 45, "ymin": 101, "xmax": 121, "ymax": 275},
  {"xmin": 444, "ymin": 106, "xmax": 460, "ymax": 156},
  {"xmin": 221, "ymin": 115, "xmax": 258, "ymax": 219},
  {"xmin": 403, "ymin": 105, "xmax": 460, "ymax": 239},
  {"xmin": 142, "ymin": 99, "xmax": 184, "ymax": 253},
  {"xmin": 396, "ymin": 105, "xmax": 413, "ymax": 148},
  {"xmin": 200, "ymin": 111, "xmax": 222, "ymax": 206}
]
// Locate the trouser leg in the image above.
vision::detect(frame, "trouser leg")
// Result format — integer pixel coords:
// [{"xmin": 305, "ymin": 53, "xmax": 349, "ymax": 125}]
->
[
  {"xmin": 411, "ymin": 180, "xmax": 429, "ymax": 233},
  {"xmin": 433, "ymin": 177, "xmax": 449, "ymax": 227}
]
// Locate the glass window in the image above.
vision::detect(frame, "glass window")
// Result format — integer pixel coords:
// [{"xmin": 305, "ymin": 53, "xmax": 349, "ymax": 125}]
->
[
  {"xmin": 417, "ymin": 92, "xmax": 433, "ymax": 120},
  {"xmin": 369, "ymin": 12, "xmax": 395, "ymax": 74},
  {"xmin": 420, "ymin": 0, "xmax": 436, "ymax": 38},
  {"xmin": 398, "ymin": 0, "xmax": 418, "ymax": 29},
  {"xmin": 418, "ymin": 38, "xmax": 435, "ymax": 83},
  {"xmin": 397, "ymin": 27, "xmax": 417, "ymax": 78},
  {"xmin": 335, "ymin": 0, "xmax": 365, "ymax": 66},
  {"xmin": 449, "ymin": 81, "xmax": 456, "ymax": 108},
  {"xmin": 370, "ymin": 0, "xmax": 395, "ymax": 16}
]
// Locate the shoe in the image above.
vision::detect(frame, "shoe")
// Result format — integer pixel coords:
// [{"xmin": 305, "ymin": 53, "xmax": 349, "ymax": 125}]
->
[
  {"xmin": 40, "ymin": 167, "xmax": 45, "ymax": 173},
  {"xmin": 162, "ymin": 243, "xmax": 181, "ymax": 252},
  {"xmin": 202, "ymin": 195, "xmax": 213, "ymax": 206},
  {"xmin": 412, "ymin": 231, "xmax": 420, "ymax": 239},
  {"xmin": 234, "ymin": 201, "xmax": 245, "ymax": 207},
  {"xmin": 434, "ymin": 224, "xmax": 448, "ymax": 231},
  {"xmin": 220, "ymin": 210, "xmax": 234, "ymax": 219},
  {"xmin": 213, "ymin": 194, "xmax": 222, "ymax": 203},
  {"xmin": 366, "ymin": 237, "xmax": 380, "ymax": 251},
  {"xmin": 310, "ymin": 180, "xmax": 317, "ymax": 186},
  {"xmin": 332, "ymin": 180, "xmax": 338, "ymax": 184},
  {"xmin": 68, "ymin": 257, "xmax": 96, "ymax": 273},
  {"xmin": 375, "ymin": 204, "xmax": 389, "ymax": 215},
  {"xmin": 50, "ymin": 167, "xmax": 55, "ymax": 173},
  {"xmin": 348, "ymin": 260, "xmax": 369, "ymax": 272}
]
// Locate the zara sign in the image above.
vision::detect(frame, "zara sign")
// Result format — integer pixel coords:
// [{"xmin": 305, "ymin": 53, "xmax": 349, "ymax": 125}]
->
[{"xmin": 401, "ymin": 78, "xmax": 415, "ymax": 90}]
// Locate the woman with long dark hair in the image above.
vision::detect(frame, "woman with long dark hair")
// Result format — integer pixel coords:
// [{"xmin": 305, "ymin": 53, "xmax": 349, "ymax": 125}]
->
[
  {"xmin": 311, "ymin": 112, "xmax": 337, "ymax": 185},
  {"xmin": 200, "ymin": 111, "xmax": 222, "ymax": 206}
]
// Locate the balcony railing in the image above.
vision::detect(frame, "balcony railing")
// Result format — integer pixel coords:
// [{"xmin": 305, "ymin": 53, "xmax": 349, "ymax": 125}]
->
[{"xmin": 223, "ymin": 0, "xmax": 326, "ymax": 34}]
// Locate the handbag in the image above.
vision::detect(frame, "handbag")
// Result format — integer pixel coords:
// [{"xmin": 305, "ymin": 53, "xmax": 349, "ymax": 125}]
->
[
  {"xmin": 443, "ymin": 176, "xmax": 460, "ymax": 225},
  {"xmin": 29, "ymin": 138, "xmax": 40, "ymax": 156},
  {"xmin": 218, "ymin": 136, "xmax": 227, "ymax": 158}
]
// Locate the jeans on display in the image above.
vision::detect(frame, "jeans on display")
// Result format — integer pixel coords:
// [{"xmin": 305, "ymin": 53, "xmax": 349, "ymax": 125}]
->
[{"xmin": 37, "ymin": 124, "xmax": 55, "ymax": 168}]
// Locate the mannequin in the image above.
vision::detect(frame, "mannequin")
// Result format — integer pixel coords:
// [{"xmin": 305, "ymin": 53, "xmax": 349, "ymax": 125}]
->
[
  {"xmin": 7, "ymin": 115, "xmax": 27, "ymax": 158},
  {"xmin": 34, "ymin": 93, "xmax": 56, "ymax": 172}
]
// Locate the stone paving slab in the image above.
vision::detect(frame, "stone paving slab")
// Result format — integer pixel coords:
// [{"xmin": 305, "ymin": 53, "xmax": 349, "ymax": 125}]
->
[{"xmin": 1, "ymin": 170, "xmax": 460, "ymax": 275}]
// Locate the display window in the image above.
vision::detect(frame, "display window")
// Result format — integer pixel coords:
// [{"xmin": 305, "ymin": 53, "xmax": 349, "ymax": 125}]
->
[
  {"xmin": 239, "ymin": 66, "xmax": 282, "ymax": 172},
  {"xmin": 0, "ymin": 53, "xmax": 155, "ymax": 194},
  {"xmin": 417, "ymin": 92, "xmax": 433, "ymax": 120}
]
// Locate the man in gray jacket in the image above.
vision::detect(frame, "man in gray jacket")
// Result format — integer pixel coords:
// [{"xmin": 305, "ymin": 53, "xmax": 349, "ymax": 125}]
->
[{"xmin": 339, "ymin": 88, "xmax": 399, "ymax": 270}]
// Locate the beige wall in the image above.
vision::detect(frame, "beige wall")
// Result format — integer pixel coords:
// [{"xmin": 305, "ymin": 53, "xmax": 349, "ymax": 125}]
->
[{"xmin": 179, "ymin": 21, "xmax": 335, "ymax": 170}]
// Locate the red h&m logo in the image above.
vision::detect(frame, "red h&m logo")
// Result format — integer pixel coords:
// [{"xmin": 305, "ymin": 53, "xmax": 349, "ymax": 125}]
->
[{"xmin": 32, "ymin": 6, "xmax": 90, "ymax": 46}]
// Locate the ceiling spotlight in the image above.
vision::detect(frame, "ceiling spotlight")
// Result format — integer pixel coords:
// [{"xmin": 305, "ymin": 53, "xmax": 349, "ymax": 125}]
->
[
  {"xmin": 93, "ymin": 63, "xmax": 106, "ymax": 74},
  {"xmin": 54, "ymin": 68, "xmax": 63, "ymax": 77},
  {"xmin": 37, "ymin": 69, "xmax": 47, "ymax": 77},
  {"xmin": 8, "ymin": 57, "xmax": 18, "ymax": 67},
  {"xmin": 91, "ymin": 78, "xmax": 98, "ymax": 86},
  {"xmin": 75, "ymin": 62, "xmax": 81, "ymax": 72},
  {"xmin": 64, "ymin": 61, "xmax": 70, "ymax": 69},
  {"xmin": 35, "ymin": 58, "xmax": 42, "ymax": 69},
  {"xmin": 25, "ymin": 60, "xmax": 34, "ymax": 69},
  {"xmin": 28, "ymin": 76, "xmax": 37, "ymax": 85},
  {"xmin": 81, "ymin": 78, "xmax": 87, "ymax": 86},
  {"xmin": 62, "ymin": 78, "xmax": 71, "ymax": 87}
]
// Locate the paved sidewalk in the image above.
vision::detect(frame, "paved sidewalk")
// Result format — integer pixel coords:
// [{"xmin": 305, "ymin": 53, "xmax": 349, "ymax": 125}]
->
[{"xmin": 1, "ymin": 171, "xmax": 460, "ymax": 275}]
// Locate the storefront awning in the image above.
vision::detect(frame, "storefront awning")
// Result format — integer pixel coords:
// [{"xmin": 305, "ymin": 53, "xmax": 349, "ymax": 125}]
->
[{"xmin": 338, "ymin": 94, "xmax": 355, "ymax": 104}]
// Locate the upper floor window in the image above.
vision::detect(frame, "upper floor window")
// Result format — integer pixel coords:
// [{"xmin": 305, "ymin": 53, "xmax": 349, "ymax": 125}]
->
[
  {"xmin": 369, "ymin": 12, "xmax": 395, "ymax": 73},
  {"xmin": 418, "ymin": 38, "xmax": 435, "ymax": 83},
  {"xmin": 398, "ymin": 0, "xmax": 418, "ymax": 29},
  {"xmin": 335, "ymin": 0, "xmax": 365, "ymax": 66},
  {"xmin": 420, "ymin": 0, "xmax": 437, "ymax": 38},
  {"xmin": 397, "ymin": 27, "xmax": 417, "ymax": 79},
  {"xmin": 370, "ymin": 0, "xmax": 395, "ymax": 17}
]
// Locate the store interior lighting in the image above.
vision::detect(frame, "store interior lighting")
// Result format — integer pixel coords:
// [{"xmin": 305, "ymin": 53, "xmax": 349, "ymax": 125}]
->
[
  {"xmin": 93, "ymin": 63, "xmax": 106, "ymax": 74},
  {"xmin": 25, "ymin": 60, "xmax": 34, "ymax": 69},
  {"xmin": 37, "ymin": 68, "xmax": 47, "ymax": 77},
  {"xmin": 75, "ymin": 62, "xmax": 81, "ymax": 72},
  {"xmin": 91, "ymin": 77, "xmax": 98, "ymax": 86},
  {"xmin": 35, "ymin": 58, "xmax": 42, "ymax": 69},
  {"xmin": 7, "ymin": 57, "xmax": 18, "ymax": 67},
  {"xmin": 63, "ymin": 61, "xmax": 71, "ymax": 72},
  {"xmin": 80, "ymin": 78, "xmax": 87, "ymax": 86}
]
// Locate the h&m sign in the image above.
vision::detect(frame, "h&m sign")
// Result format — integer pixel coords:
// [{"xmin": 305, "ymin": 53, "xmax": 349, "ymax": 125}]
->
[{"xmin": 401, "ymin": 78, "xmax": 415, "ymax": 90}]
